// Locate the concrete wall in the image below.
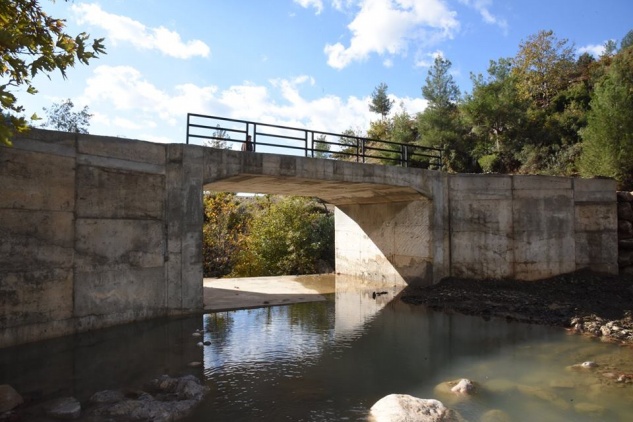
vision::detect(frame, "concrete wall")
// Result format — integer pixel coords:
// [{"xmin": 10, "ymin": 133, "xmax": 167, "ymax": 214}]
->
[
  {"xmin": 0, "ymin": 130, "xmax": 204, "ymax": 348},
  {"xmin": 449, "ymin": 175, "xmax": 617, "ymax": 280},
  {"xmin": 335, "ymin": 201, "xmax": 435, "ymax": 287}
]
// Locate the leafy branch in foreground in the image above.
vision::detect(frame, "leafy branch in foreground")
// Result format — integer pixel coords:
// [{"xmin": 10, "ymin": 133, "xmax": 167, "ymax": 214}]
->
[{"xmin": 0, "ymin": 0, "xmax": 105, "ymax": 145}]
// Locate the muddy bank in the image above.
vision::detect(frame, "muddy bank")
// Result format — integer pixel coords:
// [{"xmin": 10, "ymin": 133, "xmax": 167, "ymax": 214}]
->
[{"xmin": 400, "ymin": 270, "xmax": 633, "ymax": 344}]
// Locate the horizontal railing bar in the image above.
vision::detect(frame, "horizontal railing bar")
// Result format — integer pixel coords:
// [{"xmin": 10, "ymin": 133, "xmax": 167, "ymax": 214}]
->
[{"xmin": 186, "ymin": 113, "xmax": 442, "ymax": 168}]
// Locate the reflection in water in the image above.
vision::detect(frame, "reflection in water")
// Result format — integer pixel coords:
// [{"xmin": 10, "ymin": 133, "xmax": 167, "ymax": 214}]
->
[
  {"xmin": 1, "ymin": 282, "xmax": 632, "ymax": 421},
  {"xmin": 189, "ymin": 289, "xmax": 633, "ymax": 421}
]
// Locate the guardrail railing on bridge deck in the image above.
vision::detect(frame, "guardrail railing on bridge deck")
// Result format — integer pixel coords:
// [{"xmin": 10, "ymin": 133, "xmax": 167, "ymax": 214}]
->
[{"xmin": 185, "ymin": 113, "xmax": 442, "ymax": 169}]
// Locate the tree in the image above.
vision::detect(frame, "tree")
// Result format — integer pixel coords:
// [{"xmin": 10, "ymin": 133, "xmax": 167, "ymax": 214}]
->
[
  {"xmin": 0, "ymin": 0, "xmax": 105, "ymax": 146},
  {"xmin": 313, "ymin": 134, "xmax": 331, "ymax": 158},
  {"xmin": 204, "ymin": 125, "xmax": 230, "ymax": 149},
  {"xmin": 462, "ymin": 58, "xmax": 526, "ymax": 172},
  {"xmin": 622, "ymin": 29, "xmax": 633, "ymax": 51},
  {"xmin": 512, "ymin": 30, "xmax": 575, "ymax": 109},
  {"xmin": 422, "ymin": 56, "xmax": 461, "ymax": 110},
  {"xmin": 202, "ymin": 192, "xmax": 249, "ymax": 277},
  {"xmin": 231, "ymin": 196, "xmax": 334, "ymax": 277},
  {"xmin": 369, "ymin": 82, "xmax": 394, "ymax": 120},
  {"xmin": 579, "ymin": 48, "xmax": 633, "ymax": 189},
  {"xmin": 42, "ymin": 98, "xmax": 91, "ymax": 133},
  {"xmin": 332, "ymin": 128, "xmax": 363, "ymax": 160},
  {"xmin": 417, "ymin": 56, "xmax": 470, "ymax": 171}
]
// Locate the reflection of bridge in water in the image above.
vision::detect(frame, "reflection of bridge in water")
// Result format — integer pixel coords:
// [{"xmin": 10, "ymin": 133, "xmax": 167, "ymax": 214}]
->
[{"xmin": 0, "ymin": 125, "xmax": 618, "ymax": 348}]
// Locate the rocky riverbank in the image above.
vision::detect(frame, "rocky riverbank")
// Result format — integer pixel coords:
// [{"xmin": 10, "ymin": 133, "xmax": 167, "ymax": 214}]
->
[{"xmin": 400, "ymin": 270, "xmax": 633, "ymax": 345}]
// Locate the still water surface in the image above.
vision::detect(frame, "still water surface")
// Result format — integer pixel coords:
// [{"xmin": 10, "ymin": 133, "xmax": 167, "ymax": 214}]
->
[{"xmin": 2, "ymin": 282, "xmax": 633, "ymax": 421}]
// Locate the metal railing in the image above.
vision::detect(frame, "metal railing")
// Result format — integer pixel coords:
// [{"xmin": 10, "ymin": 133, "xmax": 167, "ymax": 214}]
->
[{"xmin": 186, "ymin": 113, "xmax": 442, "ymax": 168}]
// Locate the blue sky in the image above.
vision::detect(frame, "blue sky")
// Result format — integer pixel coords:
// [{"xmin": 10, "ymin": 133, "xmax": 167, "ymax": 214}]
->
[{"xmin": 18, "ymin": 0, "xmax": 633, "ymax": 145}]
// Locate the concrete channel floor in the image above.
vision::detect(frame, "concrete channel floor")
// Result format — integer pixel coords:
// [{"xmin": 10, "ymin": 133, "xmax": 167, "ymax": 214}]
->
[{"xmin": 203, "ymin": 275, "xmax": 336, "ymax": 312}]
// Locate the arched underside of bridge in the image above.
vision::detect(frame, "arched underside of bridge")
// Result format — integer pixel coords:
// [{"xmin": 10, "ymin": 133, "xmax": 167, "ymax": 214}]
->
[{"xmin": 201, "ymin": 147, "xmax": 451, "ymax": 288}]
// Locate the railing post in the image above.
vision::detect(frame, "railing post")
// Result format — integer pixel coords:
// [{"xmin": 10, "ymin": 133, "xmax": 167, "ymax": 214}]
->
[
  {"xmin": 251, "ymin": 123, "xmax": 255, "ymax": 152},
  {"xmin": 186, "ymin": 113, "xmax": 190, "ymax": 144},
  {"xmin": 401, "ymin": 144, "xmax": 408, "ymax": 167},
  {"xmin": 305, "ymin": 130, "xmax": 309, "ymax": 158}
]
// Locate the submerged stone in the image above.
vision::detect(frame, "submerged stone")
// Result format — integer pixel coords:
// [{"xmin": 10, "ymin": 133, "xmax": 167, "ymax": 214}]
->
[
  {"xmin": 45, "ymin": 396, "xmax": 81, "ymax": 419},
  {"xmin": 0, "ymin": 385, "xmax": 23, "ymax": 413}
]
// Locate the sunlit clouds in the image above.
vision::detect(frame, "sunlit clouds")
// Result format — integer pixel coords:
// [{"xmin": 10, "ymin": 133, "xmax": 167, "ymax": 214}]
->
[{"xmin": 71, "ymin": 3, "xmax": 210, "ymax": 59}]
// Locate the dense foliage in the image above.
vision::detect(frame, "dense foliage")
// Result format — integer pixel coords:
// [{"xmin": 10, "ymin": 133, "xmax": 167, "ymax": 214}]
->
[
  {"xmin": 0, "ymin": 0, "xmax": 105, "ymax": 145},
  {"xmin": 203, "ymin": 194, "xmax": 334, "ymax": 278},
  {"xmin": 357, "ymin": 30, "xmax": 633, "ymax": 189}
]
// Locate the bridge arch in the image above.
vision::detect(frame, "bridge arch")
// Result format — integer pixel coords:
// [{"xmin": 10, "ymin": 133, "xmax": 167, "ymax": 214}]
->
[{"xmin": 199, "ymin": 147, "xmax": 450, "ymax": 287}]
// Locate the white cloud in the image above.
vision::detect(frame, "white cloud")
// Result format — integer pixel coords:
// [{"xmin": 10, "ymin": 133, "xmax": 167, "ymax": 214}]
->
[
  {"xmin": 294, "ymin": 0, "xmax": 324, "ymax": 14},
  {"xmin": 578, "ymin": 42, "xmax": 609, "ymax": 58},
  {"xmin": 324, "ymin": 0, "xmax": 459, "ymax": 69},
  {"xmin": 79, "ymin": 66, "xmax": 428, "ymax": 141},
  {"xmin": 71, "ymin": 3, "xmax": 210, "ymax": 59},
  {"xmin": 459, "ymin": 0, "xmax": 508, "ymax": 33}
]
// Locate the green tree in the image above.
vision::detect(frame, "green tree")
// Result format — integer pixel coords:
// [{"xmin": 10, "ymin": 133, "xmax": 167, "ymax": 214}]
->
[
  {"xmin": 231, "ymin": 196, "xmax": 334, "ymax": 277},
  {"xmin": 332, "ymin": 128, "xmax": 362, "ymax": 160},
  {"xmin": 602, "ymin": 39, "xmax": 618, "ymax": 59},
  {"xmin": 621, "ymin": 29, "xmax": 633, "ymax": 50},
  {"xmin": 462, "ymin": 58, "xmax": 526, "ymax": 172},
  {"xmin": 0, "ymin": 0, "xmax": 105, "ymax": 146},
  {"xmin": 579, "ymin": 47, "xmax": 633, "ymax": 189},
  {"xmin": 416, "ymin": 56, "xmax": 471, "ymax": 171},
  {"xmin": 202, "ymin": 192, "xmax": 249, "ymax": 277},
  {"xmin": 369, "ymin": 82, "xmax": 394, "ymax": 120},
  {"xmin": 512, "ymin": 30, "xmax": 575, "ymax": 109},
  {"xmin": 42, "ymin": 98, "xmax": 91, "ymax": 133},
  {"xmin": 313, "ymin": 134, "xmax": 331, "ymax": 158},
  {"xmin": 422, "ymin": 56, "xmax": 461, "ymax": 109}
]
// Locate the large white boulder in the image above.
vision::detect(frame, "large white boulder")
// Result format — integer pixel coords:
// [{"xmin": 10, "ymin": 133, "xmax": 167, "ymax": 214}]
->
[{"xmin": 369, "ymin": 394, "xmax": 462, "ymax": 422}]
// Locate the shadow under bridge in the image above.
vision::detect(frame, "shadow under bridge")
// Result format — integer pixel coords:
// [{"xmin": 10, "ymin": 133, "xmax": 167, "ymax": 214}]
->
[{"xmin": 202, "ymin": 147, "xmax": 450, "ymax": 287}]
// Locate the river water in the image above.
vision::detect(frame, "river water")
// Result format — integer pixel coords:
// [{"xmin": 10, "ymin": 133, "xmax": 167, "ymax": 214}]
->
[{"xmin": 2, "ymin": 279, "xmax": 633, "ymax": 421}]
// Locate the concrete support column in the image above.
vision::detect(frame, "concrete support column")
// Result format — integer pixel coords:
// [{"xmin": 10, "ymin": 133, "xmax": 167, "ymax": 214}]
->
[{"xmin": 165, "ymin": 145, "xmax": 204, "ymax": 314}]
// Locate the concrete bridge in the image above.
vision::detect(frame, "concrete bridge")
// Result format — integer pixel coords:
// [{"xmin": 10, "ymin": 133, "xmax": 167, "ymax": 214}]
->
[{"xmin": 0, "ymin": 129, "xmax": 618, "ymax": 347}]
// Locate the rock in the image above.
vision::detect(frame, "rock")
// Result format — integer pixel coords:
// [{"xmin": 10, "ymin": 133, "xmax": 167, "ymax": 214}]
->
[
  {"xmin": 450, "ymin": 379, "xmax": 475, "ymax": 394},
  {"xmin": 480, "ymin": 409, "xmax": 512, "ymax": 422},
  {"xmin": 0, "ymin": 385, "xmax": 23, "ymax": 413},
  {"xmin": 569, "ymin": 361, "xmax": 598, "ymax": 370},
  {"xmin": 434, "ymin": 379, "xmax": 478, "ymax": 400},
  {"xmin": 90, "ymin": 390, "xmax": 125, "ymax": 404},
  {"xmin": 86, "ymin": 375, "xmax": 209, "ymax": 422},
  {"xmin": 146, "ymin": 375, "xmax": 209, "ymax": 401},
  {"xmin": 203, "ymin": 341, "xmax": 211, "ymax": 346},
  {"xmin": 45, "ymin": 397, "xmax": 81, "ymax": 419},
  {"xmin": 369, "ymin": 394, "xmax": 462, "ymax": 422},
  {"xmin": 188, "ymin": 361, "xmax": 202, "ymax": 367},
  {"xmin": 192, "ymin": 332, "xmax": 201, "ymax": 337}
]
